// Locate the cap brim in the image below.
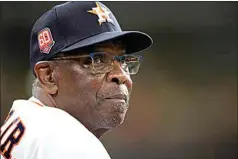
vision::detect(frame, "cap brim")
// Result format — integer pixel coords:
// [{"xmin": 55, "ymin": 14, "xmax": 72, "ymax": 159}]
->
[{"xmin": 60, "ymin": 31, "xmax": 153, "ymax": 54}]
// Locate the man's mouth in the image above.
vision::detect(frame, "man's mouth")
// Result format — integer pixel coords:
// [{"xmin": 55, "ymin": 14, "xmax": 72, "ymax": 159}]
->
[{"xmin": 104, "ymin": 94, "xmax": 128, "ymax": 102}]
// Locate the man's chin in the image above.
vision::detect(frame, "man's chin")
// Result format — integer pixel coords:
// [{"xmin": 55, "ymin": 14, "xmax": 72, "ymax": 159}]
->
[
  {"xmin": 97, "ymin": 112, "xmax": 127, "ymax": 130},
  {"xmin": 94, "ymin": 99, "xmax": 129, "ymax": 129}
]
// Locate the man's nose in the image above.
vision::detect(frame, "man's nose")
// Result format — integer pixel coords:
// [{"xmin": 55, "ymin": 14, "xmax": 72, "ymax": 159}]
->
[{"xmin": 106, "ymin": 62, "xmax": 133, "ymax": 87}]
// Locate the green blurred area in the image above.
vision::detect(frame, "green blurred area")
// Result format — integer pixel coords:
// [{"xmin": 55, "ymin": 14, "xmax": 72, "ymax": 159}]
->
[{"xmin": 1, "ymin": 2, "xmax": 237, "ymax": 159}]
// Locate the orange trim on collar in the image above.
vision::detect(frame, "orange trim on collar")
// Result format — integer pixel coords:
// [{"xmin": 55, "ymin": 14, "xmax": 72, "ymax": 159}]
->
[{"xmin": 30, "ymin": 100, "xmax": 43, "ymax": 107}]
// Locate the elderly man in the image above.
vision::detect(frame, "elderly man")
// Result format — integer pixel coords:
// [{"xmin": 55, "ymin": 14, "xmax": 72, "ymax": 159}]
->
[{"xmin": 0, "ymin": 1, "xmax": 152, "ymax": 159}]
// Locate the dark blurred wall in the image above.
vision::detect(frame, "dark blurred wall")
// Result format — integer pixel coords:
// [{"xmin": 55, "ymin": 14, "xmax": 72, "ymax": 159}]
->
[{"xmin": 1, "ymin": 2, "xmax": 237, "ymax": 159}]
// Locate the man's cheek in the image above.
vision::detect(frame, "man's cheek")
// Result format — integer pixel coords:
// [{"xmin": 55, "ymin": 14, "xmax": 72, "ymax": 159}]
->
[
  {"xmin": 90, "ymin": 78, "xmax": 104, "ymax": 89},
  {"xmin": 90, "ymin": 80, "xmax": 98, "ymax": 89}
]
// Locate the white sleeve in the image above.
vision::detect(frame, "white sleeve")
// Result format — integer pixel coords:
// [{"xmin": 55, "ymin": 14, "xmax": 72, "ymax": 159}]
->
[{"xmin": 33, "ymin": 131, "xmax": 110, "ymax": 159}]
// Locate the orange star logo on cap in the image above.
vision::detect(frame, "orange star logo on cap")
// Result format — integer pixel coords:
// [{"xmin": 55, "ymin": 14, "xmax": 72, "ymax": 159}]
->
[{"xmin": 87, "ymin": 2, "xmax": 113, "ymax": 25}]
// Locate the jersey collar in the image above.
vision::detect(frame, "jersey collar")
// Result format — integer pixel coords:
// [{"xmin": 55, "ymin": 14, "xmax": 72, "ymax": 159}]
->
[{"xmin": 28, "ymin": 96, "xmax": 44, "ymax": 107}]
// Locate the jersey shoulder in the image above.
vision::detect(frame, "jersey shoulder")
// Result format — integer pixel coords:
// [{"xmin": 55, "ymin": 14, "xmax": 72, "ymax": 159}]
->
[
  {"xmin": 11, "ymin": 98, "xmax": 93, "ymax": 140},
  {"xmin": 4, "ymin": 98, "xmax": 111, "ymax": 159}
]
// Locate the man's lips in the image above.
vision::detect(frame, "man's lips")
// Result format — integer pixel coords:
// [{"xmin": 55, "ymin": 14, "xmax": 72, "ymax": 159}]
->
[{"xmin": 104, "ymin": 94, "xmax": 128, "ymax": 102}]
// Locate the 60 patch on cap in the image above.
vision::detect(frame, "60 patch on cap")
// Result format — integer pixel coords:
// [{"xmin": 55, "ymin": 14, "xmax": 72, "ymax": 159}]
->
[{"xmin": 38, "ymin": 28, "xmax": 55, "ymax": 54}]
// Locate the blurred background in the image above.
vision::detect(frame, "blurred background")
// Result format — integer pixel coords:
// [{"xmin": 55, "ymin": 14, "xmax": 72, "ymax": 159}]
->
[{"xmin": 0, "ymin": 1, "xmax": 237, "ymax": 159}]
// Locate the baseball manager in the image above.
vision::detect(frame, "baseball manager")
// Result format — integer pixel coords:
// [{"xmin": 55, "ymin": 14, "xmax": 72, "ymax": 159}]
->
[{"xmin": 0, "ymin": 1, "xmax": 153, "ymax": 159}]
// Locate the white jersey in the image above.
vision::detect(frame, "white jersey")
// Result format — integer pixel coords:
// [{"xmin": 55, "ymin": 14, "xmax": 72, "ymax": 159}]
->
[{"xmin": 0, "ymin": 97, "xmax": 111, "ymax": 159}]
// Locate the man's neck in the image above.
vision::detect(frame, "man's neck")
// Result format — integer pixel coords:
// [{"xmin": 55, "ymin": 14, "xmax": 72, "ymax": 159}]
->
[
  {"xmin": 92, "ymin": 128, "xmax": 109, "ymax": 139},
  {"xmin": 33, "ymin": 87, "xmax": 56, "ymax": 108}
]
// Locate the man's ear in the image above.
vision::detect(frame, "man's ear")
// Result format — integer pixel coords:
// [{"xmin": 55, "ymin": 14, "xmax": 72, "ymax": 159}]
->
[{"xmin": 34, "ymin": 61, "xmax": 58, "ymax": 95}]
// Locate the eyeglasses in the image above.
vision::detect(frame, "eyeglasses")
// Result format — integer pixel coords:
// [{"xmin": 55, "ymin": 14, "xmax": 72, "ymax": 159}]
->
[{"xmin": 52, "ymin": 52, "xmax": 143, "ymax": 75}]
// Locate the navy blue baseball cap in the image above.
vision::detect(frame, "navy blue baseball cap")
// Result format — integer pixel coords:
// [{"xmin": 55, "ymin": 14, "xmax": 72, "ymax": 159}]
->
[{"xmin": 30, "ymin": 1, "xmax": 153, "ymax": 76}]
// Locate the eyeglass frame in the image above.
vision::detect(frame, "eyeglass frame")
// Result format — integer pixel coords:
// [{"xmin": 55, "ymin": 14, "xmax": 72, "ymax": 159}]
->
[{"xmin": 51, "ymin": 52, "xmax": 143, "ymax": 75}]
